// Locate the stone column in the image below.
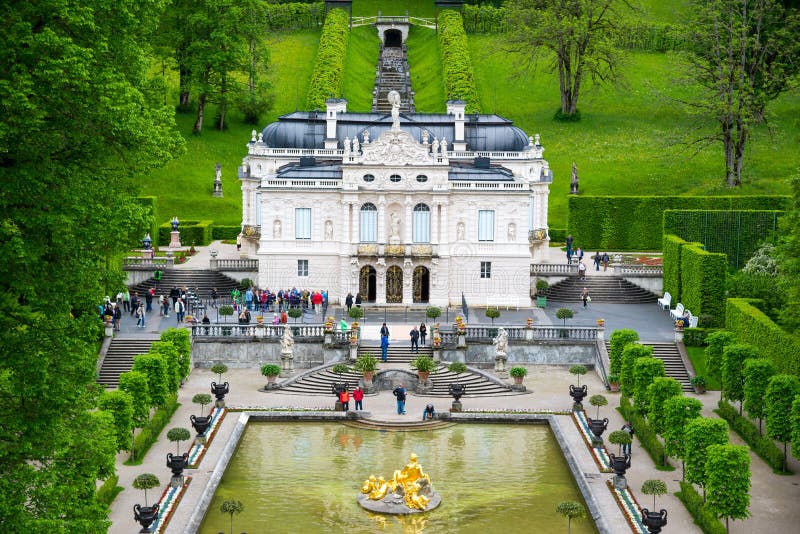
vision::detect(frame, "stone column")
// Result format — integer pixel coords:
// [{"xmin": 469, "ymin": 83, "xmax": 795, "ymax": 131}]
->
[{"xmin": 404, "ymin": 199, "xmax": 413, "ymax": 244}]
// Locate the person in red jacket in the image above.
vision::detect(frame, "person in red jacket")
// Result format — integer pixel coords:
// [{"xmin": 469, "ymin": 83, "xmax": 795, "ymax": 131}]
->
[
  {"xmin": 353, "ymin": 386, "xmax": 364, "ymax": 411},
  {"xmin": 339, "ymin": 389, "xmax": 350, "ymax": 412}
]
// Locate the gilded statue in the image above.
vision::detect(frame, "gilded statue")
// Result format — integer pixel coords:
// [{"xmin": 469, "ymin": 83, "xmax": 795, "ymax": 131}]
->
[
  {"xmin": 392, "ymin": 453, "xmax": 429, "ymax": 488},
  {"xmin": 361, "ymin": 453, "xmax": 433, "ymax": 511}
]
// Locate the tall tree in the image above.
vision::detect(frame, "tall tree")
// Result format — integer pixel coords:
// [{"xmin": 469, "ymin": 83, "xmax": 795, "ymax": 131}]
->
[
  {"xmin": 684, "ymin": 418, "xmax": 729, "ymax": 497},
  {"xmin": 663, "ymin": 396, "xmax": 704, "ymax": 479},
  {"xmin": 684, "ymin": 0, "xmax": 800, "ymax": 186},
  {"xmin": 505, "ymin": 0, "xmax": 633, "ymax": 119},
  {"xmin": 705, "ymin": 444, "xmax": 751, "ymax": 533},
  {"xmin": 765, "ymin": 374, "xmax": 800, "ymax": 472},
  {"xmin": 648, "ymin": 377, "xmax": 683, "ymax": 435},
  {"xmin": 721, "ymin": 344, "xmax": 758, "ymax": 413},
  {"xmin": 0, "ymin": 2, "xmax": 181, "ymax": 528},
  {"xmin": 774, "ymin": 177, "xmax": 800, "ymax": 331},
  {"xmin": 743, "ymin": 358, "xmax": 777, "ymax": 434}
]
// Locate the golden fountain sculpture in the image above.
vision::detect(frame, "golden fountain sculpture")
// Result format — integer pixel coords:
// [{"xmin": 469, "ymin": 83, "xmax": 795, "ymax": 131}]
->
[{"xmin": 360, "ymin": 453, "xmax": 438, "ymax": 512}]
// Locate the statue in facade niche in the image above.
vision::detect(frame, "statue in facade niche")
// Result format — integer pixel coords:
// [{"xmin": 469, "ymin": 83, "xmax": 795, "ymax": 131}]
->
[
  {"xmin": 508, "ymin": 223, "xmax": 516, "ymax": 242},
  {"xmin": 273, "ymin": 219, "xmax": 282, "ymax": 239},
  {"xmin": 388, "ymin": 91, "xmax": 401, "ymax": 130},
  {"xmin": 325, "ymin": 220, "xmax": 333, "ymax": 240},
  {"xmin": 389, "ymin": 212, "xmax": 401, "ymax": 241},
  {"xmin": 456, "ymin": 222, "xmax": 465, "ymax": 241}
]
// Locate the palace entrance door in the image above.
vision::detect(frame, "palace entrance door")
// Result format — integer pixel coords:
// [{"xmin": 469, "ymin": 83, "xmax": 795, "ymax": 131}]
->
[
  {"xmin": 386, "ymin": 266, "xmax": 403, "ymax": 303},
  {"xmin": 359, "ymin": 266, "xmax": 376, "ymax": 302},
  {"xmin": 413, "ymin": 266, "xmax": 429, "ymax": 303}
]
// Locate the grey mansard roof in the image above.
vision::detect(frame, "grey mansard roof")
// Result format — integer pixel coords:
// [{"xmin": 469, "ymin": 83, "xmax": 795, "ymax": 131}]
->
[{"xmin": 260, "ymin": 111, "xmax": 531, "ymax": 152}]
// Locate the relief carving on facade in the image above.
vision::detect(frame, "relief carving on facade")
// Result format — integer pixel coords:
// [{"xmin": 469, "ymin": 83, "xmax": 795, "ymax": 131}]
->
[
  {"xmin": 358, "ymin": 244, "xmax": 379, "ymax": 255},
  {"xmin": 360, "ymin": 129, "xmax": 432, "ymax": 166},
  {"xmin": 410, "ymin": 245, "xmax": 432, "ymax": 256},
  {"xmin": 385, "ymin": 244, "xmax": 405, "ymax": 256}
]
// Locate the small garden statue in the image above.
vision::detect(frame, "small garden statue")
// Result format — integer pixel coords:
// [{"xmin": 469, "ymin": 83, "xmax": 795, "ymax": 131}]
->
[{"xmin": 570, "ymin": 162, "xmax": 579, "ymax": 194}]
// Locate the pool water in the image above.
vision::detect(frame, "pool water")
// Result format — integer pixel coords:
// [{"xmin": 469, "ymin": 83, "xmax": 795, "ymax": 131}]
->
[{"xmin": 199, "ymin": 422, "xmax": 598, "ymax": 533}]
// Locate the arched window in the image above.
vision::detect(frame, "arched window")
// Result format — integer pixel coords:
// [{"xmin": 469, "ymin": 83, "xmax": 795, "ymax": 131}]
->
[
  {"xmin": 413, "ymin": 204, "xmax": 430, "ymax": 243},
  {"xmin": 360, "ymin": 203, "xmax": 377, "ymax": 242}
]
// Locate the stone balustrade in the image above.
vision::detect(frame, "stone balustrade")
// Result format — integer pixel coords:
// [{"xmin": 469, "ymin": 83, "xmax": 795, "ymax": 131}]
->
[
  {"xmin": 531, "ymin": 263, "xmax": 578, "ymax": 275},
  {"xmin": 122, "ymin": 256, "xmax": 174, "ymax": 270},
  {"xmin": 209, "ymin": 258, "xmax": 259, "ymax": 271},
  {"xmin": 191, "ymin": 323, "xmax": 351, "ymax": 344}
]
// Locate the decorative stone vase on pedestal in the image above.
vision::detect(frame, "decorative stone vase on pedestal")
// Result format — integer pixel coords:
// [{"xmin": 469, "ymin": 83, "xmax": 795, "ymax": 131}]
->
[
  {"xmin": 569, "ymin": 384, "xmax": 588, "ymax": 410},
  {"xmin": 169, "ymin": 217, "xmax": 181, "ymax": 248},
  {"xmin": 166, "ymin": 452, "xmax": 189, "ymax": 488},
  {"xmin": 641, "ymin": 508, "xmax": 668, "ymax": 534},
  {"xmin": 449, "ymin": 383, "xmax": 466, "ymax": 412},
  {"xmin": 609, "ymin": 452, "xmax": 631, "ymax": 490},
  {"xmin": 190, "ymin": 414, "xmax": 211, "ymax": 445},
  {"xmin": 587, "ymin": 417, "xmax": 609, "ymax": 446},
  {"xmin": 133, "ymin": 503, "xmax": 159, "ymax": 533},
  {"xmin": 211, "ymin": 381, "xmax": 229, "ymax": 408}
]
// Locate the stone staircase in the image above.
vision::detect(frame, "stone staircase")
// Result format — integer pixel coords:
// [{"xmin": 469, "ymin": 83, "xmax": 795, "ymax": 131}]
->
[
  {"xmin": 128, "ymin": 269, "xmax": 241, "ymax": 302},
  {"xmin": 372, "ymin": 45, "xmax": 415, "ymax": 113},
  {"xmin": 98, "ymin": 337, "xmax": 157, "ymax": 388},
  {"xmin": 545, "ymin": 275, "xmax": 658, "ymax": 304},
  {"xmin": 277, "ymin": 344, "xmax": 517, "ymax": 397},
  {"xmin": 606, "ymin": 341, "xmax": 692, "ymax": 391}
]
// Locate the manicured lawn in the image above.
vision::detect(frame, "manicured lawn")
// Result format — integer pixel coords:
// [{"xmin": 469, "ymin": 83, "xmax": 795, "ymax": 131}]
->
[
  {"xmin": 141, "ymin": 31, "xmax": 320, "ymax": 226},
  {"xmin": 353, "ymin": 0, "xmax": 436, "ymax": 18},
  {"xmin": 342, "ymin": 25, "xmax": 380, "ymax": 112},
  {"xmin": 686, "ymin": 345, "xmax": 721, "ymax": 390},
  {"xmin": 468, "ymin": 36, "xmax": 799, "ymax": 228},
  {"xmin": 406, "ymin": 26, "xmax": 445, "ymax": 112}
]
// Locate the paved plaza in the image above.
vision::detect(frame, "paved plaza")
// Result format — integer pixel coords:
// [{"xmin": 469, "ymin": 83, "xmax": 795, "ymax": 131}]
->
[{"xmin": 108, "ymin": 243, "xmax": 800, "ymax": 534}]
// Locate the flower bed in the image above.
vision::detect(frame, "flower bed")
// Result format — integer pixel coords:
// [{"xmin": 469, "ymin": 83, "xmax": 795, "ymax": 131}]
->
[
  {"xmin": 572, "ymin": 410, "xmax": 614, "ymax": 472},
  {"xmin": 606, "ymin": 480, "xmax": 647, "ymax": 534},
  {"xmin": 186, "ymin": 406, "xmax": 226, "ymax": 468},
  {"xmin": 150, "ymin": 476, "xmax": 192, "ymax": 534}
]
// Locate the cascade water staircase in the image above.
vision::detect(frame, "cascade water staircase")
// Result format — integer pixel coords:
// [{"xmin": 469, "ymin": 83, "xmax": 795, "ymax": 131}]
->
[
  {"xmin": 606, "ymin": 341, "xmax": 692, "ymax": 391},
  {"xmin": 97, "ymin": 337, "xmax": 158, "ymax": 388},
  {"xmin": 545, "ymin": 275, "xmax": 658, "ymax": 304},
  {"xmin": 372, "ymin": 45, "xmax": 415, "ymax": 113},
  {"xmin": 276, "ymin": 344, "xmax": 518, "ymax": 397}
]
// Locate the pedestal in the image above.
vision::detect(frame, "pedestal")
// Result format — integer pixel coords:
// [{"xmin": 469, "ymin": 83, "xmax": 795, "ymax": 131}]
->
[
  {"xmin": 170, "ymin": 475, "xmax": 185, "ymax": 489},
  {"xmin": 280, "ymin": 351, "xmax": 294, "ymax": 377},
  {"xmin": 104, "ymin": 324, "xmax": 114, "ymax": 337},
  {"xmin": 524, "ymin": 329, "xmax": 534, "ymax": 342},
  {"xmin": 450, "ymin": 400, "xmax": 463, "ymax": 412},
  {"xmin": 212, "ymin": 178, "xmax": 223, "ymax": 197},
  {"xmin": 457, "ymin": 333, "xmax": 466, "ymax": 348},
  {"xmin": 597, "ymin": 326, "xmax": 605, "ymax": 340},
  {"xmin": 416, "ymin": 379, "xmax": 433, "ymax": 394},
  {"xmin": 613, "ymin": 475, "xmax": 627, "ymax": 491},
  {"xmin": 141, "ymin": 249, "xmax": 154, "ymax": 259},
  {"xmin": 673, "ymin": 327, "xmax": 684, "ymax": 343},
  {"xmin": 431, "ymin": 347, "xmax": 442, "ymax": 362},
  {"xmin": 215, "ymin": 399, "xmax": 225, "ymax": 409},
  {"xmin": 349, "ymin": 345, "xmax": 358, "ymax": 362},
  {"xmin": 169, "ymin": 230, "xmax": 181, "ymax": 248},
  {"xmin": 494, "ymin": 353, "xmax": 508, "ymax": 378}
]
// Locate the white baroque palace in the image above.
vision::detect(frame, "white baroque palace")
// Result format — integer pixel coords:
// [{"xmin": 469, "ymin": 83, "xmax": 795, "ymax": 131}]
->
[{"xmin": 239, "ymin": 95, "xmax": 552, "ymax": 306}]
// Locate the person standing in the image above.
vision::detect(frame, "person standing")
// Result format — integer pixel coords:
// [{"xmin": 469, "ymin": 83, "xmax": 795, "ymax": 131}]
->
[
  {"xmin": 393, "ymin": 384, "xmax": 407, "ymax": 415},
  {"xmin": 236, "ymin": 233, "xmax": 242, "ymax": 252},
  {"xmin": 175, "ymin": 298, "xmax": 185, "ymax": 323},
  {"xmin": 135, "ymin": 302, "xmax": 146, "ymax": 328},
  {"xmin": 581, "ymin": 287, "xmax": 590, "ymax": 308},
  {"xmin": 122, "ymin": 289, "xmax": 130, "ymax": 313},
  {"xmin": 621, "ymin": 421, "xmax": 634, "ymax": 455},
  {"xmin": 601, "ymin": 252, "xmax": 610, "ymax": 271},
  {"xmin": 113, "ymin": 304, "xmax": 122, "ymax": 332},
  {"xmin": 381, "ymin": 333, "xmax": 390, "ymax": 362},
  {"xmin": 353, "ymin": 386, "xmax": 364, "ymax": 411},
  {"xmin": 566, "ymin": 234, "xmax": 574, "ymax": 264},
  {"xmin": 419, "ymin": 322, "xmax": 427, "ymax": 346},
  {"xmin": 339, "ymin": 388, "xmax": 350, "ymax": 412},
  {"xmin": 145, "ymin": 288, "xmax": 154, "ymax": 313},
  {"xmin": 593, "ymin": 251, "xmax": 601, "ymax": 271},
  {"xmin": 578, "ymin": 260, "xmax": 587, "ymax": 281},
  {"xmin": 130, "ymin": 292, "xmax": 139, "ymax": 317},
  {"xmin": 355, "ymin": 293, "xmax": 362, "ymax": 307},
  {"xmin": 409, "ymin": 326, "xmax": 420, "ymax": 353},
  {"xmin": 345, "ymin": 292, "xmax": 353, "ymax": 311}
]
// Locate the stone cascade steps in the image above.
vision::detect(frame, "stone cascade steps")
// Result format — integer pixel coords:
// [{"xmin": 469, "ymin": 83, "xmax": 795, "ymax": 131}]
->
[
  {"xmin": 97, "ymin": 338, "xmax": 158, "ymax": 388},
  {"xmin": 358, "ymin": 344, "xmax": 433, "ymax": 363},
  {"xmin": 606, "ymin": 341, "xmax": 692, "ymax": 391},
  {"xmin": 343, "ymin": 419, "xmax": 455, "ymax": 431},
  {"xmin": 372, "ymin": 45, "xmax": 414, "ymax": 113},
  {"xmin": 545, "ymin": 276, "xmax": 658, "ymax": 304},
  {"xmin": 128, "ymin": 269, "xmax": 241, "ymax": 302}
]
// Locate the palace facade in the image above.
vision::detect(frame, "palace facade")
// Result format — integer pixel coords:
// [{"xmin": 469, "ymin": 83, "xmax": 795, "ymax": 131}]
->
[{"xmin": 238, "ymin": 97, "xmax": 552, "ymax": 306}]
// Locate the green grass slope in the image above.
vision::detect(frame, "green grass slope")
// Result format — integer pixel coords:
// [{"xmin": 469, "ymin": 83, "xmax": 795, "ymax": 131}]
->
[
  {"xmin": 407, "ymin": 26, "xmax": 446, "ymax": 112},
  {"xmin": 353, "ymin": 0, "xmax": 435, "ymax": 18},
  {"xmin": 141, "ymin": 31, "xmax": 319, "ymax": 226},
  {"xmin": 469, "ymin": 36, "xmax": 799, "ymax": 227},
  {"xmin": 342, "ymin": 26, "xmax": 380, "ymax": 111}
]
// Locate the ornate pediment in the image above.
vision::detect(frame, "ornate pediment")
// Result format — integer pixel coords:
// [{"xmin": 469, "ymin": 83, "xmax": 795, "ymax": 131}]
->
[{"xmin": 360, "ymin": 128, "xmax": 432, "ymax": 166}]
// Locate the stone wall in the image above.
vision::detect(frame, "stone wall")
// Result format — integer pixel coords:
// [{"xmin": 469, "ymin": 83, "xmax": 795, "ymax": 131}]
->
[
  {"xmin": 440, "ymin": 342, "xmax": 597, "ymax": 368},
  {"xmin": 192, "ymin": 339, "xmax": 346, "ymax": 368}
]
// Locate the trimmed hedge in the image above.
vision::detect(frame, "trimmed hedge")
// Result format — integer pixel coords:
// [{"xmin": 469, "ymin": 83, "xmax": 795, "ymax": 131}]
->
[
  {"xmin": 212, "ymin": 225, "xmax": 240, "ymax": 241},
  {"xmin": 726, "ymin": 298, "xmax": 800, "ymax": 376},
  {"xmin": 715, "ymin": 400, "xmax": 785, "ymax": 473},
  {"xmin": 548, "ymin": 228, "xmax": 567, "ymax": 243},
  {"xmin": 675, "ymin": 481, "xmax": 727, "ymax": 534},
  {"xmin": 158, "ymin": 219, "xmax": 213, "ymax": 246},
  {"xmin": 96, "ymin": 474, "xmax": 122, "ymax": 507},
  {"xmin": 683, "ymin": 327, "xmax": 719, "ymax": 347},
  {"xmin": 618, "ymin": 394, "xmax": 670, "ymax": 467},
  {"xmin": 306, "ymin": 8, "xmax": 349, "ymax": 110},
  {"xmin": 664, "ymin": 209, "xmax": 783, "ymax": 269},
  {"xmin": 263, "ymin": 2, "xmax": 324, "ymax": 30},
  {"xmin": 462, "ymin": 3, "xmax": 507, "ymax": 33},
  {"xmin": 438, "ymin": 10, "xmax": 480, "ymax": 113},
  {"xmin": 662, "ymin": 234, "xmax": 684, "ymax": 302},
  {"xmin": 126, "ymin": 394, "xmax": 180, "ymax": 464},
  {"xmin": 680, "ymin": 242, "xmax": 727, "ymax": 327},
  {"xmin": 566, "ymin": 195, "xmax": 790, "ymax": 251}
]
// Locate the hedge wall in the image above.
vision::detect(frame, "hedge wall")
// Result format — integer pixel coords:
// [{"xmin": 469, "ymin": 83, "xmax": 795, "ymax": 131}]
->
[
  {"xmin": 158, "ymin": 220, "xmax": 213, "ymax": 246},
  {"xmin": 662, "ymin": 234, "xmax": 684, "ymax": 301},
  {"xmin": 438, "ymin": 10, "xmax": 480, "ymax": 113},
  {"xmin": 262, "ymin": 2, "xmax": 324, "ymax": 30},
  {"xmin": 680, "ymin": 242, "xmax": 727, "ymax": 327},
  {"xmin": 212, "ymin": 225, "xmax": 241, "ymax": 241},
  {"xmin": 548, "ymin": 228, "xmax": 566, "ymax": 242},
  {"xmin": 663, "ymin": 210, "xmax": 783, "ymax": 269},
  {"xmin": 306, "ymin": 8, "xmax": 349, "ymax": 110},
  {"xmin": 726, "ymin": 298, "xmax": 800, "ymax": 377},
  {"xmin": 567, "ymin": 196, "xmax": 790, "ymax": 251}
]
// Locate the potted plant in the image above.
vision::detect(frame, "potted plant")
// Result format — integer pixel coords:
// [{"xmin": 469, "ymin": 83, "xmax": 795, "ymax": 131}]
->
[
  {"xmin": 608, "ymin": 430, "xmax": 632, "ymax": 455},
  {"xmin": 485, "ymin": 307, "xmax": 500, "ymax": 325},
  {"xmin": 690, "ymin": 375, "xmax": 707, "ymax": 394},
  {"xmin": 132, "ymin": 473, "xmax": 161, "ymax": 509},
  {"xmin": 589, "ymin": 394, "xmax": 608, "ymax": 419},
  {"xmin": 535, "ymin": 279, "xmax": 549, "ymax": 308},
  {"xmin": 448, "ymin": 362, "xmax": 467, "ymax": 374},
  {"xmin": 331, "ymin": 363, "xmax": 350, "ymax": 375},
  {"xmin": 410, "ymin": 356, "xmax": 437, "ymax": 382},
  {"xmin": 510, "ymin": 366, "xmax": 528, "ymax": 385},
  {"xmin": 641, "ymin": 479, "xmax": 668, "ymax": 509},
  {"xmin": 353, "ymin": 353, "xmax": 379, "ymax": 382},
  {"xmin": 568, "ymin": 365, "xmax": 588, "ymax": 408},
  {"xmin": 596, "ymin": 318, "xmax": 605, "ymax": 327},
  {"xmin": 569, "ymin": 364, "xmax": 588, "ymax": 387},
  {"xmin": 425, "ymin": 306, "xmax": 442, "ymax": 322},
  {"xmin": 526, "ymin": 317, "xmax": 534, "ymax": 328},
  {"xmin": 287, "ymin": 307, "xmax": 303, "ymax": 324},
  {"xmin": 192, "ymin": 393, "xmax": 213, "ymax": 417},
  {"xmin": 261, "ymin": 364, "xmax": 281, "ymax": 388},
  {"xmin": 674, "ymin": 318, "xmax": 685, "ymax": 330},
  {"xmin": 607, "ymin": 374, "xmax": 620, "ymax": 393},
  {"xmin": 220, "ymin": 500, "xmax": 244, "ymax": 534},
  {"xmin": 166, "ymin": 427, "xmax": 191, "ymax": 455},
  {"xmin": 454, "ymin": 316, "xmax": 466, "ymax": 333},
  {"xmin": 219, "ymin": 305, "xmax": 234, "ymax": 324},
  {"xmin": 556, "ymin": 308, "xmax": 574, "ymax": 336},
  {"xmin": 211, "ymin": 362, "xmax": 228, "ymax": 383}
]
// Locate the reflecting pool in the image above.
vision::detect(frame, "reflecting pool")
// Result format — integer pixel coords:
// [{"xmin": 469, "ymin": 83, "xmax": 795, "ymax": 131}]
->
[{"xmin": 200, "ymin": 422, "xmax": 597, "ymax": 533}]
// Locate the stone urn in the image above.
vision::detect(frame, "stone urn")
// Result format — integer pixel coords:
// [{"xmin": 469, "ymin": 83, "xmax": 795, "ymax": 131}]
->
[
  {"xmin": 569, "ymin": 384, "xmax": 588, "ymax": 409},
  {"xmin": 331, "ymin": 382, "xmax": 347, "ymax": 411},
  {"xmin": 211, "ymin": 381, "xmax": 229, "ymax": 408},
  {"xmin": 641, "ymin": 508, "xmax": 668, "ymax": 534},
  {"xmin": 166, "ymin": 452, "xmax": 189, "ymax": 487},
  {"xmin": 190, "ymin": 414, "xmax": 211, "ymax": 443},
  {"xmin": 448, "ymin": 383, "xmax": 466, "ymax": 412},
  {"xmin": 587, "ymin": 417, "xmax": 609, "ymax": 445},
  {"xmin": 133, "ymin": 503, "xmax": 160, "ymax": 533},
  {"xmin": 609, "ymin": 452, "xmax": 632, "ymax": 490}
]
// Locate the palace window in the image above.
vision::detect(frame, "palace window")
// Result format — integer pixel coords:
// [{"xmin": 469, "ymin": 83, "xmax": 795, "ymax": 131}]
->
[
  {"xmin": 480, "ymin": 261, "xmax": 492, "ymax": 279},
  {"xmin": 298, "ymin": 260, "xmax": 308, "ymax": 277},
  {"xmin": 295, "ymin": 208, "xmax": 311, "ymax": 239},
  {"xmin": 363, "ymin": 174, "xmax": 375, "ymax": 183},
  {"xmin": 360, "ymin": 203, "xmax": 377, "ymax": 242},
  {"xmin": 416, "ymin": 174, "xmax": 428, "ymax": 183},
  {"xmin": 413, "ymin": 204, "xmax": 430, "ymax": 243},
  {"xmin": 478, "ymin": 210, "xmax": 495, "ymax": 241},
  {"xmin": 389, "ymin": 174, "xmax": 402, "ymax": 183}
]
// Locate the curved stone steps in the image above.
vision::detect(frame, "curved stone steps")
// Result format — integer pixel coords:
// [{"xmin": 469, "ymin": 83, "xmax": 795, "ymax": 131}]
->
[{"xmin": 343, "ymin": 419, "xmax": 454, "ymax": 432}]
